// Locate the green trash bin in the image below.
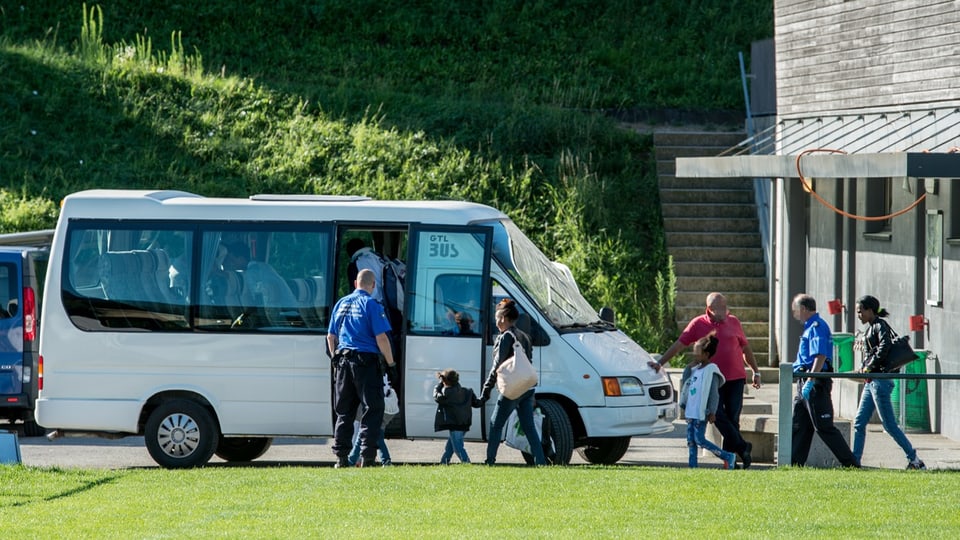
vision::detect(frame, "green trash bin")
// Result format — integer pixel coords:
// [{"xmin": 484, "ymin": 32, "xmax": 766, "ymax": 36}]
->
[
  {"xmin": 833, "ymin": 333, "xmax": 855, "ymax": 372},
  {"xmin": 890, "ymin": 350, "xmax": 930, "ymax": 432}
]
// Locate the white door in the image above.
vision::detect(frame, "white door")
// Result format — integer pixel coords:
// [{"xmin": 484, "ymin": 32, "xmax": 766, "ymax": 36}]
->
[{"xmin": 401, "ymin": 226, "xmax": 492, "ymax": 438}]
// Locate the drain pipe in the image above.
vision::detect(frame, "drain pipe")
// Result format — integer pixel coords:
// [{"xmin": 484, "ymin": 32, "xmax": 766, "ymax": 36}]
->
[{"xmin": 739, "ymin": 51, "xmax": 755, "ymax": 140}]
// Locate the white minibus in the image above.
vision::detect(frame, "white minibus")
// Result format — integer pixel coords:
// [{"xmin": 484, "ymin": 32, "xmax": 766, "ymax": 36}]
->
[{"xmin": 37, "ymin": 189, "xmax": 675, "ymax": 468}]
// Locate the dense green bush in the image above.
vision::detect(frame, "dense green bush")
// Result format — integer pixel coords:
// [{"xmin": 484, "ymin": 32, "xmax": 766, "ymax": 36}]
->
[
  {"xmin": 0, "ymin": 189, "xmax": 57, "ymax": 233},
  {"xmin": 0, "ymin": 2, "xmax": 772, "ymax": 348}
]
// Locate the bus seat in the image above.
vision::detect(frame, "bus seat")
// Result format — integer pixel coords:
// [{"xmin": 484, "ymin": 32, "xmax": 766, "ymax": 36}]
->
[
  {"xmin": 148, "ymin": 249, "xmax": 182, "ymax": 304},
  {"xmin": 287, "ymin": 276, "xmax": 327, "ymax": 327},
  {"xmin": 131, "ymin": 250, "xmax": 172, "ymax": 310},
  {"xmin": 99, "ymin": 250, "xmax": 176, "ymax": 312},
  {"xmin": 198, "ymin": 269, "xmax": 245, "ymax": 327},
  {"xmin": 99, "ymin": 251, "xmax": 140, "ymax": 302},
  {"xmin": 241, "ymin": 262, "xmax": 298, "ymax": 327}
]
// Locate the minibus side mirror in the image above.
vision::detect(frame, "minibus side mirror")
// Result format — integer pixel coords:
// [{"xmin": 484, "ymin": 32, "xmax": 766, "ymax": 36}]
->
[
  {"xmin": 598, "ymin": 306, "xmax": 616, "ymax": 326},
  {"xmin": 515, "ymin": 312, "xmax": 550, "ymax": 347}
]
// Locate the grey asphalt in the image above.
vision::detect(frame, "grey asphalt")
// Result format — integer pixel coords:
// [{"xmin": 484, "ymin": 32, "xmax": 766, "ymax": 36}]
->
[{"xmin": 8, "ymin": 373, "xmax": 960, "ymax": 469}]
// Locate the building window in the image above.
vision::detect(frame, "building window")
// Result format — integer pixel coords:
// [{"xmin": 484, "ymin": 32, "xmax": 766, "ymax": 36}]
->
[
  {"xmin": 864, "ymin": 178, "xmax": 892, "ymax": 235},
  {"xmin": 949, "ymin": 181, "xmax": 960, "ymax": 240}
]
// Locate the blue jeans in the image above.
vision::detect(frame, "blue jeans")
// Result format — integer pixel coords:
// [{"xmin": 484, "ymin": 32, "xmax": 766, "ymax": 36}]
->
[
  {"xmin": 852, "ymin": 378, "xmax": 917, "ymax": 462},
  {"xmin": 686, "ymin": 419, "xmax": 736, "ymax": 468},
  {"xmin": 347, "ymin": 421, "xmax": 391, "ymax": 465},
  {"xmin": 486, "ymin": 388, "xmax": 546, "ymax": 465},
  {"xmin": 441, "ymin": 430, "xmax": 469, "ymax": 464}
]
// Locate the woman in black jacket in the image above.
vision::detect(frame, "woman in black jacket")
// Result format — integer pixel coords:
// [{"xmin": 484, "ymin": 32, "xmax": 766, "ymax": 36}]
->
[
  {"xmin": 479, "ymin": 298, "xmax": 546, "ymax": 465},
  {"xmin": 852, "ymin": 295, "xmax": 925, "ymax": 469}
]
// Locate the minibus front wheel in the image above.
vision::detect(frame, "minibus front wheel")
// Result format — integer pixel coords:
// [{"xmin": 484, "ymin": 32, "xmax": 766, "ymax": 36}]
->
[
  {"xmin": 522, "ymin": 398, "xmax": 574, "ymax": 465},
  {"xmin": 144, "ymin": 399, "xmax": 219, "ymax": 469}
]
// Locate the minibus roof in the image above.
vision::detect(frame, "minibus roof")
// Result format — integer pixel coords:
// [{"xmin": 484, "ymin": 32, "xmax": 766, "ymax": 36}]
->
[{"xmin": 60, "ymin": 189, "xmax": 509, "ymax": 225}]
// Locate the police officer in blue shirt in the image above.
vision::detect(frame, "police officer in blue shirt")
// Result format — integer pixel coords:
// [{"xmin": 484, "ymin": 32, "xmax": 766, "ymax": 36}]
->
[
  {"xmin": 327, "ymin": 268, "xmax": 398, "ymax": 468},
  {"xmin": 790, "ymin": 294, "xmax": 859, "ymax": 467}
]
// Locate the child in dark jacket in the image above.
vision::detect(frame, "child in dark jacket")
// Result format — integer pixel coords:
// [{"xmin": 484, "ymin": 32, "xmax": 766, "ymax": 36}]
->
[{"xmin": 434, "ymin": 369, "xmax": 482, "ymax": 464}]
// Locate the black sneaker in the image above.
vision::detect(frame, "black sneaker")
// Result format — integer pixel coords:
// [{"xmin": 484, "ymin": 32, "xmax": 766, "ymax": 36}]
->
[
  {"xmin": 334, "ymin": 457, "xmax": 350, "ymax": 469},
  {"xmin": 907, "ymin": 459, "xmax": 926, "ymax": 470},
  {"xmin": 740, "ymin": 441, "xmax": 753, "ymax": 470}
]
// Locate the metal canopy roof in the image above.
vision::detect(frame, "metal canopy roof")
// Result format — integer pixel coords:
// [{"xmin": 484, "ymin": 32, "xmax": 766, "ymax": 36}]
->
[{"xmin": 676, "ymin": 152, "xmax": 960, "ymax": 179}]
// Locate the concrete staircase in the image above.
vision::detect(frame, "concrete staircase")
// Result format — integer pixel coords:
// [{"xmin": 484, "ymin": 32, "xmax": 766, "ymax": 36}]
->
[{"xmin": 654, "ymin": 130, "xmax": 771, "ymax": 366}]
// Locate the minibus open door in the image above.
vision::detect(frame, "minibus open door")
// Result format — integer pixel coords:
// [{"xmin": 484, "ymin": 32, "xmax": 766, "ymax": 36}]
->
[{"xmin": 400, "ymin": 225, "xmax": 492, "ymax": 439}]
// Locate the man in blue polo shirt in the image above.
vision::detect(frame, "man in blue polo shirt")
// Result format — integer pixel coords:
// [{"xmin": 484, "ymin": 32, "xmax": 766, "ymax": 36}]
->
[
  {"xmin": 791, "ymin": 293, "xmax": 859, "ymax": 467},
  {"xmin": 327, "ymin": 269, "xmax": 398, "ymax": 468}
]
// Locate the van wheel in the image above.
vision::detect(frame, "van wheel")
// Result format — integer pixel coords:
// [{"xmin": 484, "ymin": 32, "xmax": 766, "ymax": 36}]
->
[
  {"xmin": 577, "ymin": 436, "xmax": 631, "ymax": 464},
  {"xmin": 215, "ymin": 436, "xmax": 273, "ymax": 462},
  {"xmin": 144, "ymin": 400, "xmax": 218, "ymax": 469},
  {"xmin": 22, "ymin": 419, "xmax": 47, "ymax": 437},
  {"xmin": 522, "ymin": 399, "xmax": 574, "ymax": 465}
]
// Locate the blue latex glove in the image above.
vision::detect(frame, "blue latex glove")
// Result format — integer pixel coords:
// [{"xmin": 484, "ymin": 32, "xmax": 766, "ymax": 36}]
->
[{"xmin": 801, "ymin": 380, "xmax": 814, "ymax": 400}]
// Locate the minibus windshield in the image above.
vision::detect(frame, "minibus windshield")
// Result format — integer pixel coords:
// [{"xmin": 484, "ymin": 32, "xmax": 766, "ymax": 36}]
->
[{"xmin": 492, "ymin": 220, "xmax": 610, "ymax": 330}]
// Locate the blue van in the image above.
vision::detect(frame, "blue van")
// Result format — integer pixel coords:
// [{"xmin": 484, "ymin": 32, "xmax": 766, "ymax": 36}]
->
[{"xmin": 0, "ymin": 245, "xmax": 49, "ymax": 436}]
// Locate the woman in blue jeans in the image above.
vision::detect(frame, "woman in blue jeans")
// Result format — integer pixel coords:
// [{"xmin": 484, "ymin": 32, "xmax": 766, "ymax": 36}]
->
[
  {"xmin": 479, "ymin": 298, "xmax": 547, "ymax": 466},
  {"xmin": 853, "ymin": 295, "xmax": 926, "ymax": 470}
]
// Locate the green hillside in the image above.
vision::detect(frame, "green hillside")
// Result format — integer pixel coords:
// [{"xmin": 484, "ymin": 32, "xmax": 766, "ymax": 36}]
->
[{"xmin": 0, "ymin": 1, "xmax": 773, "ymax": 347}]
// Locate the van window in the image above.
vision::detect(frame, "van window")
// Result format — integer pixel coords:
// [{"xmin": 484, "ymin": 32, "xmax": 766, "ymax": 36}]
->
[
  {"xmin": 406, "ymin": 230, "xmax": 487, "ymax": 336},
  {"xmin": 62, "ymin": 222, "xmax": 333, "ymax": 333},
  {"xmin": 197, "ymin": 228, "xmax": 331, "ymax": 331},
  {"xmin": 0, "ymin": 264, "xmax": 16, "ymax": 319},
  {"xmin": 433, "ymin": 274, "xmax": 482, "ymax": 335},
  {"xmin": 496, "ymin": 220, "xmax": 599, "ymax": 328},
  {"xmin": 62, "ymin": 224, "xmax": 192, "ymax": 331}
]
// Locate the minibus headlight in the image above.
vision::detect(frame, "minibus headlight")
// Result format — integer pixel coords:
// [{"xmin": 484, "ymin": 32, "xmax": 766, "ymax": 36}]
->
[{"xmin": 602, "ymin": 377, "xmax": 644, "ymax": 396}]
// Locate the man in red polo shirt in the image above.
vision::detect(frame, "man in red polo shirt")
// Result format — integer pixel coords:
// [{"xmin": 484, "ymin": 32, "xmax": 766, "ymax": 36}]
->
[{"xmin": 650, "ymin": 292, "xmax": 762, "ymax": 468}]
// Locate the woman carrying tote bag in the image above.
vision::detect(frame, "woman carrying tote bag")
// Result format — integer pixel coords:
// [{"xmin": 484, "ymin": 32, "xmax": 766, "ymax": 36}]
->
[
  {"xmin": 853, "ymin": 295, "xmax": 926, "ymax": 470},
  {"xmin": 479, "ymin": 298, "xmax": 547, "ymax": 466}
]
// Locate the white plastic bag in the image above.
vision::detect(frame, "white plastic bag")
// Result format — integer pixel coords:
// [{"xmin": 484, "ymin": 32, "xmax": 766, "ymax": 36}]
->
[
  {"xmin": 504, "ymin": 408, "xmax": 545, "ymax": 454},
  {"xmin": 383, "ymin": 376, "xmax": 400, "ymax": 416}
]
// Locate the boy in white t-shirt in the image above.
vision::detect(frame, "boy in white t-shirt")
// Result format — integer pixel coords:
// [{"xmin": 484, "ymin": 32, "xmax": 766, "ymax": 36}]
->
[{"xmin": 679, "ymin": 334, "xmax": 737, "ymax": 469}]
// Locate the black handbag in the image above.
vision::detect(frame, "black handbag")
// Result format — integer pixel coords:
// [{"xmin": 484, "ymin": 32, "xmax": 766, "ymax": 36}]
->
[{"xmin": 883, "ymin": 334, "xmax": 918, "ymax": 372}]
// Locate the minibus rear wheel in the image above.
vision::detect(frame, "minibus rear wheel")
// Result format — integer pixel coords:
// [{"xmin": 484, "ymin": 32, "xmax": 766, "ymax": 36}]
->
[
  {"xmin": 215, "ymin": 436, "xmax": 273, "ymax": 462},
  {"xmin": 576, "ymin": 436, "xmax": 631, "ymax": 464},
  {"xmin": 144, "ymin": 399, "xmax": 219, "ymax": 469},
  {"xmin": 22, "ymin": 419, "xmax": 47, "ymax": 438}
]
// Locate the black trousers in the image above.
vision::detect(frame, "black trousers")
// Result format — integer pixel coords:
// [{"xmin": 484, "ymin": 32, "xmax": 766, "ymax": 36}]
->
[
  {"xmin": 715, "ymin": 378, "xmax": 748, "ymax": 455},
  {"xmin": 332, "ymin": 352, "xmax": 385, "ymax": 461},
  {"xmin": 791, "ymin": 378, "xmax": 858, "ymax": 467}
]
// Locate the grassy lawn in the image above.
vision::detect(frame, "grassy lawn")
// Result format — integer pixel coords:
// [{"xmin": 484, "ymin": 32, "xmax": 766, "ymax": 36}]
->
[{"xmin": 1, "ymin": 465, "xmax": 956, "ymax": 538}]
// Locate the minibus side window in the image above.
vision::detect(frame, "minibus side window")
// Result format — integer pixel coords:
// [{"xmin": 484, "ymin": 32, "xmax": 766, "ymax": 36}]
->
[
  {"xmin": 489, "ymin": 280, "xmax": 550, "ymax": 346},
  {"xmin": 62, "ymin": 226, "xmax": 191, "ymax": 331},
  {"xmin": 197, "ymin": 228, "xmax": 330, "ymax": 332}
]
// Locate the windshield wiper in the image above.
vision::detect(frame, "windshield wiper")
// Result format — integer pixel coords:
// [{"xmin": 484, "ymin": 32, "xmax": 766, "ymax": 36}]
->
[{"xmin": 557, "ymin": 320, "xmax": 614, "ymax": 331}]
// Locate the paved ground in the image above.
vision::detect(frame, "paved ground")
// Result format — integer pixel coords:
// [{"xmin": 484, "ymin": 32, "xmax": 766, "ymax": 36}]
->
[{"xmin": 7, "ymin": 373, "xmax": 960, "ymax": 470}]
